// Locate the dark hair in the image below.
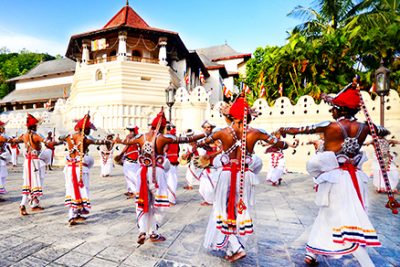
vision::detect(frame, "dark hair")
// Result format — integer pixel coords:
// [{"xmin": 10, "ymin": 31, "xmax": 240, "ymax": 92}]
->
[{"xmin": 334, "ymin": 106, "xmax": 359, "ymax": 118}]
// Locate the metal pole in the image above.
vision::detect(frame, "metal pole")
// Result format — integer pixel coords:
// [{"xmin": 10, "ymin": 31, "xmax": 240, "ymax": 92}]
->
[
  {"xmin": 169, "ymin": 105, "xmax": 172, "ymax": 122},
  {"xmin": 380, "ymin": 95, "xmax": 385, "ymax": 126}
]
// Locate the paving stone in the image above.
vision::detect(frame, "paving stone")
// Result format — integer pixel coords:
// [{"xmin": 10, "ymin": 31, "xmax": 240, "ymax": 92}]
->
[
  {"xmin": 54, "ymin": 251, "xmax": 92, "ymax": 267},
  {"xmin": 96, "ymin": 246, "xmax": 133, "ymax": 263},
  {"xmin": 122, "ymin": 254, "xmax": 160, "ymax": 266},
  {"xmin": 10, "ymin": 255, "xmax": 49, "ymax": 267},
  {"xmin": 83, "ymin": 257, "xmax": 119, "ymax": 267},
  {"xmin": 32, "ymin": 246, "xmax": 70, "ymax": 262},
  {"xmin": 0, "ymin": 166, "xmax": 398, "ymax": 266}
]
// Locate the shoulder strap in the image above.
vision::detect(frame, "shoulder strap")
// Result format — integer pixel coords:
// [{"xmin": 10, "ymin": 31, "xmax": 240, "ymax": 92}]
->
[
  {"xmin": 355, "ymin": 123, "xmax": 364, "ymax": 138},
  {"xmin": 337, "ymin": 121, "xmax": 348, "ymax": 138}
]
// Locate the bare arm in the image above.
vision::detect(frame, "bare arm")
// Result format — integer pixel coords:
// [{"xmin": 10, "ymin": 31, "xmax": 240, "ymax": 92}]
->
[
  {"xmin": 258, "ymin": 129, "xmax": 290, "ymax": 150},
  {"xmin": 278, "ymin": 121, "xmax": 330, "ymax": 137},
  {"xmin": 173, "ymin": 133, "xmax": 206, "ymax": 144}
]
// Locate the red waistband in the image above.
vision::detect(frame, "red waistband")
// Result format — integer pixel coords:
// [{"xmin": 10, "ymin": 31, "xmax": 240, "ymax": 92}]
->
[{"xmin": 67, "ymin": 160, "xmax": 88, "ymax": 167}]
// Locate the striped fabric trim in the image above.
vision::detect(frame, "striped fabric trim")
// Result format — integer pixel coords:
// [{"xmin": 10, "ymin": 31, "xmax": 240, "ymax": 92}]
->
[
  {"xmin": 306, "ymin": 243, "xmax": 359, "ymax": 256},
  {"xmin": 65, "ymin": 196, "xmax": 91, "ymax": 210},
  {"xmin": 216, "ymin": 235, "xmax": 229, "ymax": 249},
  {"xmin": 21, "ymin": 186, "xmax": 43, "ymax": 197},
  {"xmin": 215, "ymin": 216, "xmax": 254, "ymax": 236},
  {"xmin": 332, "ymin": 226, "xmax": 381, "ymax": 246}
]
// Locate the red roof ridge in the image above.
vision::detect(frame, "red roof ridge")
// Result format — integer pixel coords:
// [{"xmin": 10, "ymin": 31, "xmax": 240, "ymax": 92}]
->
[{"xmin": 103, "ymin": 5, "xmax": 150, "ymax": 29}]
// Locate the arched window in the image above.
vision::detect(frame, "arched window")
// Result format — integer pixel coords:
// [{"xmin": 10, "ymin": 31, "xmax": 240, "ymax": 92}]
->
[
  {"xmin": 132, "ymin": 50, "xmax": 142, "ymax": 57},
  {"xmin": 95, "ymin": 69, "xmax": 103, "ymax": 81}
]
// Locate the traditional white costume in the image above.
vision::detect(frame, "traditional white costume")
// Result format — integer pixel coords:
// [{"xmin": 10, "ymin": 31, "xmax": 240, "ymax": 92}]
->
[
  {"xmin": 198, "ymin": 145, "xmax": 221, "ymax": 204},
  {"xmin": 135, "ymin": 134, "xmax": 170, "ymax": 235},
  {"xmin": 183, "ymin": 144, "xmax": 202, "ymax": 187},
  {"xmin": 0, "ymin": 142, "xmax": 11, "ymax": 194},
  {"xmin": 123, "ymin": 143, "xmax": 140, "ymax": 194},
  {"xmin": 99, "ymin": 144, "xmax": 114, "ymax": 177},
  {"xmin": 64, "ymin": 154, "xmax": 94, "ymax": 220},
  {"xmin": 165, "ymin": 140, "xmax": 179, "ymax": 204},
  {"xmin": 20, "ymin": 146, "xmax": 49, "ymax": 208},
  {"xmin": 306, "ymin": 151, "xmax": 381, "ymax": 256},
  {"xmin": 265, "ymin": 146, "xmax": 285, "ymax": 185},
  {"xmin": 10, "ymin": 143, "xmax": 19, "ymax": 166},
  {"xmin": 204, "ymin": 153, "xmax": 262, "ymax": 256}
]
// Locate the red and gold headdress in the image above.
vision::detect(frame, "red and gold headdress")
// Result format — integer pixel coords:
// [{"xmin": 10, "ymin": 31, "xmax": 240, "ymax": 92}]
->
[
  {"xmin": 74, "ymin": 114, "xmax": 96, "ymax": 131},
  {"xmin": 26, "ymin": 113, "xmax": 39, "ymax": 127},
  {"xmin": 150, "ymin": 108, "xmax": 167, "ymax": 131}
]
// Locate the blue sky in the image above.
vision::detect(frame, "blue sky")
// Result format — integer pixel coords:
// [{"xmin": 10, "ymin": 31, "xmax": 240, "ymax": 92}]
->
[{"xmin": 0, "ymin": 0, "xmax": 312, "ymax": 56}]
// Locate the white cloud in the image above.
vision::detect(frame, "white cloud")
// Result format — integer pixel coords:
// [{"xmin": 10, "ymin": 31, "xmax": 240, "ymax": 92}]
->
[{"xmin": 0, "ymin": 28, "xmax": 66, "ymax": 56}]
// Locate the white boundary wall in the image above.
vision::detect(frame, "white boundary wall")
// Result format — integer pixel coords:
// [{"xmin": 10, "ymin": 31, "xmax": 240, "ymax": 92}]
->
[{"xmin": 1, "ymin": 87, "xmax": 399, "ymax": 174}]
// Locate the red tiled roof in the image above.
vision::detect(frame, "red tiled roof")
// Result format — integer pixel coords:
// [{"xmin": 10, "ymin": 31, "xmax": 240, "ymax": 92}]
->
[{"xmin": 103, "ymin": 5, "xmax": 150, "ymax": 29}]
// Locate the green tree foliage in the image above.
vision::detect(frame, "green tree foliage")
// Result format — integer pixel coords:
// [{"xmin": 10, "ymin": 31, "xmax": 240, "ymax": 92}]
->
[
  {"xmin": 0, "ymin": 47, "xmax": 55, "ymax": 98},
  {"xmin": 242, "ymin": 0, "xmax": 400, "ymax": 105}
]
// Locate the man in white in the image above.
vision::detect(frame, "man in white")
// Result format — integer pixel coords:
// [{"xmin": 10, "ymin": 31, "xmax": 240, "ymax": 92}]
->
[
  {"xmin": 182, "ymin": 130, "xmax": 202, "ymax": 190},
  {"xmin": 9, "ymin": 136, "xmax": 20, "ymax": 167},
  {"xmin": 115, "ymin": 125, "xmax": 140, "ymax": 198},
  {"xmin": 99, "ymin": 133, "xmax": 115, "ymax": 177},
  {"xmin": 0, "ymin": 121, "xmax": 11, "ymax": 195}
]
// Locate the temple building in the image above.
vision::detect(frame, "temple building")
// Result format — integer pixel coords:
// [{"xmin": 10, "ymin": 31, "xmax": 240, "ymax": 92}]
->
[{"xmin": 0, "ymin": 2, "xmax": 251, "ymax": 131}]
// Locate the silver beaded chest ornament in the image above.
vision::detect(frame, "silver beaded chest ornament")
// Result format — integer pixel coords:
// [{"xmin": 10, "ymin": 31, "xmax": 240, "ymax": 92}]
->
[{"xmin": 357, "ymin": 84, "xmax": 399, "ymax": 214}]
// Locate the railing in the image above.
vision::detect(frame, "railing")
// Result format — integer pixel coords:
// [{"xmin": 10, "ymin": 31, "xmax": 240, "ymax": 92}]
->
[{"xmin": 85, "ymin": 55, "xmax": 159, "ymax": 65}]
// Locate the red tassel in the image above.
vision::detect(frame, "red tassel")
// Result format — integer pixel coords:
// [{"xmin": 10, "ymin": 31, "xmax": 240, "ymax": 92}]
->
[{"xmin": 138, "ymin": 166, "xmax": 149, "ymax": 213}]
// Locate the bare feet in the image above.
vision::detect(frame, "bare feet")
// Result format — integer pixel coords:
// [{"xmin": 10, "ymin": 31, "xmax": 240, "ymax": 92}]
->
[
  {"xmin": 200, "ymin": 201, "xmax": 212, "ymax": 206},
  {"xmin": 19, "ymin": 205, "xmax": 28, "ymax": 216},
  {"xmin": 68, "ymin": 218, "xmax": 77, "ymax": 226},
  {"xmin": 183, "ymin": 185, "xmax": 193, "ymax": 190},
  {"xmin": 137, "ymin": 233, "xmax": 146, "ymax": 245},
  {"xmin": 227, "ymin": 251, "xmax": 246, "ymax": 263},
  {"xmin": 31, "ymin": 206, "xmax": 45, "ymax": 212},
  {"xmin": 149, "ymin": 234, "xmax": 166, "ymax": 242},
  {"xmin": 75, "ymin": 215, "xmax": 86, "ymax": 222},
  {"xmin": 305, "ymin": 255, "xmax": 319, "ymax": 265}
]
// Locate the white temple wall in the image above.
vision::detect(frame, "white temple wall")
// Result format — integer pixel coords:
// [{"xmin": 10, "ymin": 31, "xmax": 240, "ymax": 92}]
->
[
  {"xmin": 204, "ymin": 70, "xmax": 224, "ymax": 104},
  {"xmin": 217, "ymin": 58, "xmax": 244, "ymax": 73},
  {"xmin": 15, "ymin": 74, "xmax": 73, "ymax": 90}
]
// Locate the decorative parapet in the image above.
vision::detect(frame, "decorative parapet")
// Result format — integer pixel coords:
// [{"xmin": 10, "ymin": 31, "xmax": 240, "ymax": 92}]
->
[{"xmin": 175, "ymin": 87, "xmax": 190, "ymax": 103}]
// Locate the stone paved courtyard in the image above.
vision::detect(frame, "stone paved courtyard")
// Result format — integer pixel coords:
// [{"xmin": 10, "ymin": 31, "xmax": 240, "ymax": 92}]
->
[{"xmin": 0, "ymin": 165, "xmax": 399, "ymax": 267}]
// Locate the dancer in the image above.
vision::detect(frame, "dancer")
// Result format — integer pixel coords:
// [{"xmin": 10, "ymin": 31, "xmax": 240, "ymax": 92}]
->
[
  {"xmin": 9, "ymin": 137, "xmax": 20, "ymax": 167},
  {"xmin": 115, "ymin": 124, "xmax": 140, "ymax": 198},
  {"xmin": 197, "ymin": 120, "xmax": 221, "ymax": 205},
  {"xmin": 182, "ymin": 130, "xmax": 202, "ymax": 190},
  {"xmin": 44, "ymin": 131, "xmax": 55, "ymax": 170},
  {"xmin": 278, "ymin": 82, "xmax": 386, "ymax": 266},
  {"xmin": 365, "ymin": 136, "xmax": 399, "ymax": 193},
  {"xmin": 306, "ymin": 133, "xmax": 325, "ymax": 154},
  {"xmin": 0, "ymin": 121, "xmax": 11, "ymax": 195},
  {"xmin": 263, "ymin": 131, "xmax": 297, "ymax": 186},
  {"xmin": 115, "ymin": 109, "xmax": 206, "ymax": 244},
  {"xmin": 99, "ymin": 133, "xmax": 115, "ymax": 177},
  {"xmin": 201, "ymin": 94, "xmax": 291, "ymax": 262},
  {"xmin": 12, "ymin": 114, "xmax": 59, "ymax": 215},
  {"xmin": 165, "ymin": 125, "xmax": 179, "ymax": 205},
  {"xmin": 59, "ymin": 113, "xmax": 109, "ymax": 226}
]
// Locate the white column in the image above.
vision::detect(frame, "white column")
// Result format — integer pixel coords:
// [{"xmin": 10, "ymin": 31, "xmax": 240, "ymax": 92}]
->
[
  {"xmin": 117, "ymin": 31, "xmax": 127, "ymax": 61},
  {"xmin": 158, "ymin": 37, "xmax": 168, "ymax": 66},
  {"xmin": 82, "ymin": 41, "xmax": 90, "ymax": 65}
]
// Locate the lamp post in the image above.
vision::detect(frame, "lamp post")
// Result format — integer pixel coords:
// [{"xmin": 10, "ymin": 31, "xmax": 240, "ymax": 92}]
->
[
  {"xmin": 375, "ymin": 60, "xmax": 390, "ymax": 126},
  {"xmin": 165, "ymin": 84, "xmax": 176, "ymax": 122}
]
